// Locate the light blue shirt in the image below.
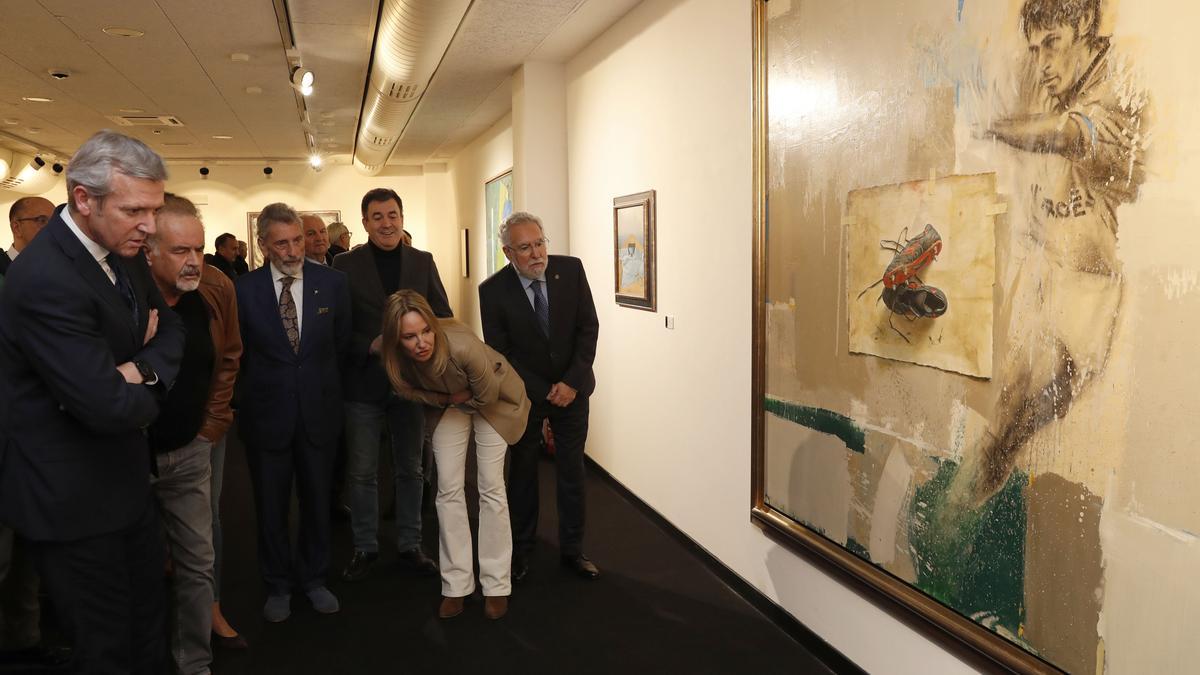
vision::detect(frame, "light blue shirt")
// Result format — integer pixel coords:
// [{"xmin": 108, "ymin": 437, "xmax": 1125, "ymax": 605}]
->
[{"xmin": 519, "ymin": 273, "xmax": 548, "ymax": 313}]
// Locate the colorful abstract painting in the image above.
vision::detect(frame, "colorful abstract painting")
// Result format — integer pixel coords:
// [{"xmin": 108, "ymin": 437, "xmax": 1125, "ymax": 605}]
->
[
  {"xmin": 755, "ymin": 0, "xmax": 1200, "ymax": 671},
  {"xmin": 485, "ymin": 170, "xmax": 513, "ymax": 276}
]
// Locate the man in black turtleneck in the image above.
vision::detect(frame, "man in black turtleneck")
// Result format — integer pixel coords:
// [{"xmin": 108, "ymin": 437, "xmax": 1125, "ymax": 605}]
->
[{"xmin": 333, "ymin": 188, "xmax": 451, "ymax": 582}]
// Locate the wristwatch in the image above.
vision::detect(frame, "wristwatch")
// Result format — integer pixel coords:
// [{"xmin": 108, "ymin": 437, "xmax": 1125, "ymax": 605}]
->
[{"xmin": 133, "ymin": 359, "xmax": 158, "ymax": 385}]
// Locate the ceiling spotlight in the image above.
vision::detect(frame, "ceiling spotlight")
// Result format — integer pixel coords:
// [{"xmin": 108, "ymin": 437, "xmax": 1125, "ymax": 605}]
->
[
  {"xmin": 309, "ymin": 154, "xmax": 323, "ymax": 170},
  {"xmin": 300, "ymin": 84, "xmax": 313, "ymax": 97},
  {"xmin": 48, "ymin": 69, "xmax": 70, "ymax": 80},
  {"xmin": 263, "ymin": 166, "xmax": 273, "ymax": 178},
  {"xmin": 102, "ymin": 26, "xmax": 145, "ymax": 38},
  {"xmin": 51, "ymin": 163, "xmax": 63, "ymax": 173},
  {"xmin": 199, "ymin": 166, "xmax": 210, "ymax": 178},
  {"xmin": 291, "ymin": 67, "xmax": 314, "ymax": 90}
]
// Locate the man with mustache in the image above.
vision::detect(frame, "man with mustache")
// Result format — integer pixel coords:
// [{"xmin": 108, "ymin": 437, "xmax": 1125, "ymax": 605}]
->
[
  {"xmin": 236, "ymin": 203, "xmax": 350, "ymax": 622},
  {"xmin": 145, "ymin": 193, "xmax": 242, "ymax": 674}
]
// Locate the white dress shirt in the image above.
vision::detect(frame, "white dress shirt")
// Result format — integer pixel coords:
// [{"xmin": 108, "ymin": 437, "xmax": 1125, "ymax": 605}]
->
[
  {"xmin": 270, "ymin": 261, "xmax": 304, "ymax": 337},
  {"xmin": 6, "ymin": 247, "xmax": 17, "ymax": 262},
  {"xmin": 61, "ymin": 208, "xmax": 115, "ymax": 283}
]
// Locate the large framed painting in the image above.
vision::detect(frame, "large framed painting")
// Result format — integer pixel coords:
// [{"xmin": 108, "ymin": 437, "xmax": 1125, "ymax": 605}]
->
[
  {"xmin": 246, "ymin": 209, "xmax": 341, "ymax": 270},
  {"xmin": 613, "ymin": 190, "xmax": 656, "ymax": 311},
  {"xmin": 753, "ymin": 0, "xmax": 1200, "ymax": 672},
  {"xmin": 485, "ymin": 169, "xmax": 514, "ymax": 276}
]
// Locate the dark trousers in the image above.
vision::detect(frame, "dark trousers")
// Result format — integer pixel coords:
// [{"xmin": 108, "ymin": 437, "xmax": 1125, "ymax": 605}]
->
[
  {"xmin": 245, "ymin": 433, "xmax": 335, "ymax": 596},
  {"xmin": 0, "ymin": 524, "xmax": 40, "ymax": 649},
  {"xmin": 33, "ymin": 494, "xmax": 166, "ymax": 675},
  {"xmin": 508, "ymin": 396, "xmax": 590, "ymax": 557}
]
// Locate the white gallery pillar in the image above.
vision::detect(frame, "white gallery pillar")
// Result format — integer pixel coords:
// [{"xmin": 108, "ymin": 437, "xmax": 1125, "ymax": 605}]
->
[{"xmin": 512, "ymin": 61, "xmax": 569, "ymax": 250}]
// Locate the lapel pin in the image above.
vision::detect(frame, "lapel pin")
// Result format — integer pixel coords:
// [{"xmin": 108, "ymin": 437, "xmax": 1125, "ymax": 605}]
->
[{"xmin": 554, "ymin": 274, "xmax": 560, "ymax": 279}]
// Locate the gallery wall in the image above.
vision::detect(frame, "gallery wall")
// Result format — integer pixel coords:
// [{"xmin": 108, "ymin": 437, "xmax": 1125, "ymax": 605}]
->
[
  {"xmin": 446, "ymin": 114, "xmax": 514, "ymax": 330},
  {"xmin": 562, "ymin": 0, "xmax": 976, "ymax": 672}
]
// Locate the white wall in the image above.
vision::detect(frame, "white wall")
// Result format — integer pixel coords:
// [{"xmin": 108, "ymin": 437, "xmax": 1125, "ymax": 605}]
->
[
  {"xmin": 563, "ymin": 0, "xmax": 975, "ymax": 672},
  {"xmin": 448, "ymin": 114, "xmax": 514, "ymax": 330}
]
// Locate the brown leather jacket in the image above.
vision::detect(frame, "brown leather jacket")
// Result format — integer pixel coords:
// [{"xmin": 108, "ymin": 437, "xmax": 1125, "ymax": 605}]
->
[{"xmin": 197, "ymin": 264, "xmax": 242, "ymax": 442}]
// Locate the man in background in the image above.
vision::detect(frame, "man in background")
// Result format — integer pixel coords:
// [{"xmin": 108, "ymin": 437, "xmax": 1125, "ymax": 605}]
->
[
  {"xmin": 303, "ymin": 214, "xmax": 334, "ymax": 266},
  {"xmin": 233, "ymin": 240, "xmax": 249, "ymax": 276},
  {"xmin": 205, "ymin": 232, "xmax": 240, "ymax": 281},
  {"xmin": 0, "ymin": 194, "xmax": 63, "ymax": 675}
]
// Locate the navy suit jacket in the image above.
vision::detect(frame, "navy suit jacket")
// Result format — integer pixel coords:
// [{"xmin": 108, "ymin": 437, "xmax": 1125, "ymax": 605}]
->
[
  {"xmin": 333, "ymin": 243, "xmax": 451, "ymax": 403},
  {"xmin": 235, "ymin": 260, "xmax": 350, "ymax": 450},
  {"xmin": 0, "ymin": 210, "xmax": 185, "ymax": 542},
  {"xmin": 478, "ymin": 255, "xmax": 599, "ymax": 402}
]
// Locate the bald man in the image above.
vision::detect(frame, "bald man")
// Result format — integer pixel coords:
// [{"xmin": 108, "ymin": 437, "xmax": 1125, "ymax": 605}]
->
[
  {"xmin": 2, "ymin": 197, "xmax": 54, "ymax": 279},
  {"xmin": 302, "ymin": 214, "xmax": 333, "ymax": 266}
]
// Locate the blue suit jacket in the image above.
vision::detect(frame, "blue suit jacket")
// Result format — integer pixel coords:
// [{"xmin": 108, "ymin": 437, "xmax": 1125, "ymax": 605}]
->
[
  {"xmin": 0, "ymin": 210, "xmax": 185, "ymax": 541},
  {"xmin": 235, "ymin": 260, "xmax": 350, "ymax": 450}
]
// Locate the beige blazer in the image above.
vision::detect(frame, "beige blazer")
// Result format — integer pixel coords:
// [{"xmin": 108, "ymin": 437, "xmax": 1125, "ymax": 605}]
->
[{"xmin": 394, "ymin": 319, "xmax": 531, "ymax": 445}]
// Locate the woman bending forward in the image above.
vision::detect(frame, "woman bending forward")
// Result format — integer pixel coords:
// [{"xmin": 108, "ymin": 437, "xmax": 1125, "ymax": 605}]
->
[{"xmin": 382, "ymin": 290, "xmax": 530, "ymax": 620}]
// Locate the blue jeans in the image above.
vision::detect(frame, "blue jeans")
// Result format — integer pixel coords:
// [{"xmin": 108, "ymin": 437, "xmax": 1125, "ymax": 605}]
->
[{"xmin": 344, "ymin": 397, "xmax": 425, "ymax": 553}]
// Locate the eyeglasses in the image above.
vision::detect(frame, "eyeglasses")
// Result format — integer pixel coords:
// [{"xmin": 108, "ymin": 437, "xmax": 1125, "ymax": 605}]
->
[
  {"xmin": 15, "ymin": 215, "xmax": 50, "ymax": 226},
  {"xmin": 510, "ymin": 237, "xmax": 548, "ymax": 255}
]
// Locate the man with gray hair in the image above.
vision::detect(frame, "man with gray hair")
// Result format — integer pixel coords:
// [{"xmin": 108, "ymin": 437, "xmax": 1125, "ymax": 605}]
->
[
  {"xmin": 0, "ymin": 129, "xmax": 185, "ymax": 673},
  {"xmin": 145, "ymin": 194, "xmax": 242, "ymax": 673},
  {"xmin": 479, "ymin": 211, "xmax": 600, "ymax": 582},
  {"xmin": 236, "ymin": 202, "xmax": 350, "ymax": 622}
]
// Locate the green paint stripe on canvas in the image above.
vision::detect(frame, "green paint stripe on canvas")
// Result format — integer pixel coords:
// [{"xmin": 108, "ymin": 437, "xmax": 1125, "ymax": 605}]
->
[{"xmin": 764, "ymin": 398, "xmax": 866, "ymax": 453}]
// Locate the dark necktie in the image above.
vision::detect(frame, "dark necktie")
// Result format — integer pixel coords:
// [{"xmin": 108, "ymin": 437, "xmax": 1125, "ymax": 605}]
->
[
  {"xmin": 106, "ymin": 253, "xmax": 138, "ymax": 326},
  {"xmin": 531, "ymin": 279, "xmax": 549, "ymax": 337},
  {"xmin": 279, "ymin": 276, "xmax": 300, "ymax": 354}
]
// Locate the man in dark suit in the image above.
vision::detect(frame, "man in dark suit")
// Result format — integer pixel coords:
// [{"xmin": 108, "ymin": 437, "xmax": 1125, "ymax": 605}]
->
[
  {"xmin": 236, "ymin": 202, "xmax": 350, "ymax": 622},
  {"xmin": 479, "ymin": 211, "xmax": 600, "ymax": 582},
  {"xmin": 0, "ymin": 130, "xmax": 185, "ymax": 673},
  {"xmin": 1, "ymin": 197, "xmax": 54, "ymax": 280},
  {"xmin": 205, "ymin": 232, "xmax": 240, "ymax": 280},
  {"xmin": 0, "ymin": 195, "xmax": 60, "ymax": 669},
  {"xmin": 334, "ymin": 188, "xmax": 448, "ymax": 581}
]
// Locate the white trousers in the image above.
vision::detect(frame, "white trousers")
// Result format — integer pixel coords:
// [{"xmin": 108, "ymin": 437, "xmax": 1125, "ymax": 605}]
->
[{"xmin": 431, "ymin": 408, "xmax": 512, "ymax": 597}]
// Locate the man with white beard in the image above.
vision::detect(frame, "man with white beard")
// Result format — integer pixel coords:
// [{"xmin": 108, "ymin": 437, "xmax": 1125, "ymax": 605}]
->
[{"xmin": 145, "ymin": 194, "xmax": 242, "ymax": 674}]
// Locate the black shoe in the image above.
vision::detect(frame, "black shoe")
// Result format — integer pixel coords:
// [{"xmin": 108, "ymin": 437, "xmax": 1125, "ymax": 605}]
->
[
  {"xmin": 331, "ymin": 502, "xmax": 352, "ymax": 522},
  {"xmin": 341, "ymin": 550, "xmax": 379, "ymax": 582},
  {"xmin": 211, "ymin": 632, "xmax": 249, "ymax": 650},
  {"xmin": 511, "ymin": 554, "xmax": 530, "ymax": 584},
  {"xmin": 560, "ymin": 554, "xmax": 600, "ymax": 580},
  {"xmin": 0, "ymin": 645, "xmax": 72, "ymax": 669},
  {"xmin": 396, "ymin": 548, "xmax": 438, "ymax": 576}
]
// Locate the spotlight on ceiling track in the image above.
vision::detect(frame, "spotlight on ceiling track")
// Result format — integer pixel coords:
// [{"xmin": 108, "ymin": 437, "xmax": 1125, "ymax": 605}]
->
[
  {"xmin": 199, "ymin": 166, "xmax": 210, "ymax": 178},
  {"xmin": 263, "ymin": 166, "xmax": 273, "ymax": 178},
  {"xmin": 309, "ymin": 154, "xmax": 323, "ymax": 172},
  {"xmin": 291, "ymin": 67, "xmax": 314, "ymax": 93}
]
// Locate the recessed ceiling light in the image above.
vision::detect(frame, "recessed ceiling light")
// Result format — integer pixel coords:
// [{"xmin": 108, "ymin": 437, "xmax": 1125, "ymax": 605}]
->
[
  {"xmin": 26, "ymin": 128, "xmax": 42, "ymax": 134},
  {"xmin": 22, "ymin": 96, "xmax": 53, "ymax": 103},
  {"xmin": 102, "ymin": 26, "xmax": 144, "ymax": 38},
  {"xmin": 245, "ymin": 86, "xmax": 263, "ymax": 95},
  {"xmin": 211, "ymin": 135, "xmax": 233, "ymax": 140},
  {"xmin": 2, "ymin": 119, "xmax": 18, "ymax": 126},
  {"xmin": 230, "ymin": 53, "xmax": 250, "ymax": 62},
  {"xmin": 119, "ymin": 107, "xmax": 145, "ymax": 113},
  {"xmin": 320, "ymin": 112, "xmax": 335, "ymax": 119}
]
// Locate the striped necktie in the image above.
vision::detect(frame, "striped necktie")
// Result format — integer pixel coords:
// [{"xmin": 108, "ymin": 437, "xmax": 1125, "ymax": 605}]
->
[{"xmin": 531, "ymin": 279, "xmax": 549, "ymax": 337}]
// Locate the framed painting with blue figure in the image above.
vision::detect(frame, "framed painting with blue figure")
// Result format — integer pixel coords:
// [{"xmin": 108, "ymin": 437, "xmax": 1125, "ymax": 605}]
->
[
  {"xmin": 613, "ymin": 190, "xmax": 656, "ymax": 311},
  {"xmin": 485, "ymin": 169, "xmax": 513, "ymax": 276}
]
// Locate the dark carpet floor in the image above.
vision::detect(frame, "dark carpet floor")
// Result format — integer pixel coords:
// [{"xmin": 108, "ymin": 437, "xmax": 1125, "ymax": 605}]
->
[{"xmin": 209, "ymin": 433, "xmax": 839, "ymax": 675}]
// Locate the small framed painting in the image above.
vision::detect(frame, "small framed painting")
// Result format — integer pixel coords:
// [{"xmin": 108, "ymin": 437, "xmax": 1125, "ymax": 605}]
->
[{"xmin": 613, "ymin": 190, "xmax": 656, "ymax": 311}]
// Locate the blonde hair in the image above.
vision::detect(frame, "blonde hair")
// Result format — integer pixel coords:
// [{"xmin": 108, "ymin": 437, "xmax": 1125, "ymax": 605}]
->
[{"xmin": 381, "ymin": 290, "xmax": 450, "ymax": 393}]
